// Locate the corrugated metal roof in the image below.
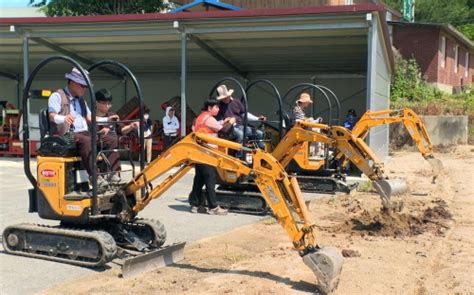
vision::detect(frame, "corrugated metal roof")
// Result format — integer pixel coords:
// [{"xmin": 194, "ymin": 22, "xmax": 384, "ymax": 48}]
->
[{"xmin": 0, "ymin": 4, "xmax": 392, "ymax": 79}]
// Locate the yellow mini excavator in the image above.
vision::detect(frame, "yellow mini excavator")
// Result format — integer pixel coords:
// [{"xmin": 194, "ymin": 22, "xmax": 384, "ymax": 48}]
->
[
  {"xmin": 214, "ymin": 120, "xmax": 408, "ymax": 213},
  {"xmin": 2, "ymin": 56, "xmax": 343, "ymax": 294},
  {"xmin": 339, "ymin": 108, "xmax": 443, "ymax": 182}
]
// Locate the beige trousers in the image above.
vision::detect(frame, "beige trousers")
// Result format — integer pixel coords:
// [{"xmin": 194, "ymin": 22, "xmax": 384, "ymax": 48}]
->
[{"xmin": 145, "ymin": 138, "xmax": 153, "ymax": 163}]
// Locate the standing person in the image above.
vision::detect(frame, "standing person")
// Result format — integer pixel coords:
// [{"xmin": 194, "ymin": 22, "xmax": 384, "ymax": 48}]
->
[
  {"xmin": 288, "ymin": 92, "xmax": 313, "ymax": 126},
  {"xmin": 162, "ymin": 107, "xmax": 179, "ymax": 151},
  {"xmin": 95, "ymin": 88, "xmax": 139, "ymax": 182},
  {"xmin": 48, "ymin": 68, "xmax": 119, "ymax": 187},
  {"xmin": 215, "ymin": 84, "xmax": 266, "ymax": 149},
  {"xmin": 343, "ymin": 108, "xmax": 358, "ymax": 130},
  {"xmin": 143, "ymin": 110, "xmax": 154, "ymax": 163},
  {"xmin": 189, "ymin": 98, "xmax": 235, "ymax": 215}
]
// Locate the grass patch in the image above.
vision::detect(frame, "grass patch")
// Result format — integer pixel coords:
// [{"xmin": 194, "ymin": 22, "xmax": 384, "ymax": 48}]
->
[
  {"xmin": 261, "ymin": 217, "xmax": 277, "ymax": 225},
  {"xmin": 356, "ymin": 181, "xmax": 373, "ymax": 193},
  {"xmin": 223, "ymin": 244, "xmax": 246, "ymax": 263}
]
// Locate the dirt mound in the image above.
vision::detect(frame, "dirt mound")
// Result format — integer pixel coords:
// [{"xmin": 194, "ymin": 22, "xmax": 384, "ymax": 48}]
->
[{"xmin": 323, "ymin": 199, "xmax": 452, "ymax": 238}]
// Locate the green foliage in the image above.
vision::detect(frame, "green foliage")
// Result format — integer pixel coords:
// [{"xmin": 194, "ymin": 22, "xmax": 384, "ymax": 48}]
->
[
  {"xmin": 29, "ymin": 0, "xmax": 166, "ymax": 16},
  {"xmin": 457, "ymin": 23, "xmax": 474, "ymax": 41},
  {"xmin": 391, "ymin": 55, "xmax": 443, "ymax": 104},
  {"xmin": 356, "ymin": 181, "xmax": 373, "ymax": 193},
  {"xmin": 383, "ymin": 0, "xmax": 474, "ymax": 40},
  {"xmin": 415, "ymin": 0, "xmax": 473, "ymax": 26},
  {"xmin": 383, "ymin": 0, "xmax": 403, "ymax": 11}
]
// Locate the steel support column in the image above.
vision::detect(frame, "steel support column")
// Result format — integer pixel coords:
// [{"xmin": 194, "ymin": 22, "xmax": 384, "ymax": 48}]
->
[
  {"xmin": 366, "ymin": 13, "xmax": 376, "ymax": 145},
  {"xmin": 16, "ymin": 75, "xmax": 20, "ymax": 108},
  {"xmin": 23, "ymin": 35, "xmax": 29, "ymax": 87},
  {"xmin": 23, "ymin": 35, "xmax": 29, "ymax": 114},
  {"xmin": 180, "ymin": 31, "xmax": 187, "ymax": 137}
]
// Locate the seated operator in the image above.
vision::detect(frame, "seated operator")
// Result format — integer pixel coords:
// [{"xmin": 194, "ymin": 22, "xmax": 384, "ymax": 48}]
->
[
  {"xmin": 343, "ymin": 108, "xmax": 358, "ymax": 130},
  {"xmin": 48, "ymin": 68, "xmax": 124, "ymax": 187},
  {"xmin": 215, "ymin": 84, "xmax": 266, "ymax": 149},
  {"xmin": 94, "ymin": 88, "xmax": 139, "ymax": 183}
]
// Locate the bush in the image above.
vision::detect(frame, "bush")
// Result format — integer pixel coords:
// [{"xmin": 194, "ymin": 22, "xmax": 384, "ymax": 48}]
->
[
  {"xmin": 391, "ymin": 56, "xmax": 444, "ymax": 104},
  {"xmin": 390, "ymin": 55, "xmax": 474, "ymax": 143}
]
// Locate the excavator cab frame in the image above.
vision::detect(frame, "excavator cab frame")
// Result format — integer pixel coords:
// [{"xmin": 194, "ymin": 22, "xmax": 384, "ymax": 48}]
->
[
  {"xmin": 5, "ymin": 55, "xmax": 180, "ymax": 276},
  {"xmin": 281, "ymin": 83, "xmax": 341, "ymax": 171}
]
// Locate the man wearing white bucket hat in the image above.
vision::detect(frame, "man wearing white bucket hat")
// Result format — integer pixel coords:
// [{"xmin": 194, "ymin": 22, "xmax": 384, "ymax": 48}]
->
[
  {"xmin": 48, "ymin": 67, "xmax": 118, "ymax": 187},
  {"xmin": 215, "ymin": 84, "xmax": 266, "ymax": 150}
]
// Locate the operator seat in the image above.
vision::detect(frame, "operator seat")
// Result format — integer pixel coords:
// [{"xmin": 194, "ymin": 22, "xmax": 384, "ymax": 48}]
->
[
  {"xmin": 283, "ymin": 113, "xmax": 292, "ymax": 134},
  {"xmin": 39, "ymin": 107, "xmax": 50, "ymax": 138},
  {"xmin": 37, "ymin": 107, "xmax": 77, "ymax": 157}
]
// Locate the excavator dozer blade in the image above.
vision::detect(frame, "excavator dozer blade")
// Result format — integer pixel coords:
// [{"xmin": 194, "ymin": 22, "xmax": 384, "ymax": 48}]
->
[
  {"xmin": 426, "ymin": 157, "xmax": 443, "ymax": 183},
  {"xmin": 302, "ymin": 246, "xmax": 344, "ymax": 294},
  {"xmin": 121, "ymin": 242, "xmax": 186, "ymax": 279}
]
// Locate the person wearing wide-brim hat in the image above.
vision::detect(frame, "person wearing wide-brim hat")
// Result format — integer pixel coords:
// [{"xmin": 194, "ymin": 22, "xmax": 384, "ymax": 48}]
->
[
  {"xmin": 47, "ymin": 67, "xmax": 119, "ymax": 187},
  {"xmin": 215, "ymin": 84, "xmax": 267, "ymax": 150},
  {"xmin": 288, "ymin": 92, "xmax": 314, "ymax": 126}
]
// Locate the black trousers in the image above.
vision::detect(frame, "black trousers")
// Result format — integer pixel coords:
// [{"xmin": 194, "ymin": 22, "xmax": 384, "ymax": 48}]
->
[
  {"xmin": 75, "ymin": 131, "xmax": 120, "ymax": 176},
  {"xmin": 189, "ymin": 164, "xmax": 218, "ymax": 209},
  {"xmin": 163, "ymin": 134, "xmax": 178, "ymax": 150}
]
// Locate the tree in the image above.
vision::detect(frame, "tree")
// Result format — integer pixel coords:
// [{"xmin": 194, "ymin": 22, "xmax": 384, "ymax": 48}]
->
[
  {"xmin": 29, "ymin": 0, "xmax": 168, "ymax": 16},
  {"xmin": 383, "ymin": 0, "xmax": 474, "ymax": 40}
]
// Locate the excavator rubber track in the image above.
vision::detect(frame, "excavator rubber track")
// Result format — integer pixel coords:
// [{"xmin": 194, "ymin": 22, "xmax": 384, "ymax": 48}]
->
[
  {"xmin": 2, "ymin": 223, "xmax": 117, "ymax": 267},
  {"xmin": 215, "ymin": 187, "xmax": 269, "ymax": 215},
  {"xmin": 294, "ymin": 175, "xmax": 358, "ymax": 194},
  {"xmin": 214, "ymin": 175, "xmax": 358, "ymax": 214}
]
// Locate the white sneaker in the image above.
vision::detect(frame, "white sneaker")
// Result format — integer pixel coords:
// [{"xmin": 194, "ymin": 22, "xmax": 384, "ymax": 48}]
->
[
  {"xmin": 108, "ymin": 174, "xmax": 121, "ymax": 184},
  {"xmin": 93, "ymin": 176, "xmax": 109, "ymax": 187}
]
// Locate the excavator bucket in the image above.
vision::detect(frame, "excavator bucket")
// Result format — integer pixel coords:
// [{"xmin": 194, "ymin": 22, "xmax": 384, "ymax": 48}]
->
[
  {"xmin": 373, "ymin": 178, "xmax": 408, "ymax": 209},
  {"xmin": 303, "ymin": 246, "xmax": 344, "ymax": 294},
  {"xmin": 120, "ymin": 242, "xmax": 186, "ymax": 278},
  {"xmin": 426, "ymin": 157, "xmax": 443, "ymax": 183}
]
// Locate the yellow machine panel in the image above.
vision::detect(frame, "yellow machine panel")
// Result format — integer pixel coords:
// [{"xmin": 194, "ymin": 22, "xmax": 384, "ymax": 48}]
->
[{"xmin": 37, "ymin": 156, "xmax": 91, "ymax": 217}]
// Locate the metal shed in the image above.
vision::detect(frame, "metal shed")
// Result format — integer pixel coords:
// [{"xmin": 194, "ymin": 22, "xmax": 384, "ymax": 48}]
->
[{"xmin": 0, "ymin": 4, "xmax": 393, "ymax": 160}]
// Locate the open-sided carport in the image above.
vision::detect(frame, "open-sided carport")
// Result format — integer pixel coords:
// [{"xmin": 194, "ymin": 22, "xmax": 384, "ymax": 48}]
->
[{"xmin": 0, "ymin": 4, "xmax": 393, "ymax": 160}]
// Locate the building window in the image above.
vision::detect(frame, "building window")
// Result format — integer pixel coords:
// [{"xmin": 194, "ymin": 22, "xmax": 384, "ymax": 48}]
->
[
  {"xmin": 466, "ymin": 52, "xmax": 469, "ymax": 78},
  {"xmin": 440, "ymin": 36, "xmax": 446, "ymax": 68},
  {"xmin": 454, "ymin": 45, "xmax": 459, "ymax": 73}
]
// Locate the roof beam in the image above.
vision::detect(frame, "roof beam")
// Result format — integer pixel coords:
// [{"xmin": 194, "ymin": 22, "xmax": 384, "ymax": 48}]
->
[
  {"xmin": 30, "ymin": 37, "xmax": 124, "ymax": 79},
  {"xmin": 0, "ymin": 71, "xmax": 18, "ymax": 81},
  {"xmin": 0, "ymin": 70, "xmax": 18, "ymax": 80},
  {"xmin": 187, "ymin": 33, "xmax": 247, "ymax": 78},
  {"xmin": 28, "ymin": 28, "xmax": 177, "ymax": 39},
  {"xmin": 185, "ymin": 21, "xmax": 368, "ymax": 34}
]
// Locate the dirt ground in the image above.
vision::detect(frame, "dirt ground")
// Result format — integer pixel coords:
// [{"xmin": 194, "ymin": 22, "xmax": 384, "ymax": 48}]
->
[{"xmin": 44, "ymin": 146, "xmax": 474, "ymax": 295}]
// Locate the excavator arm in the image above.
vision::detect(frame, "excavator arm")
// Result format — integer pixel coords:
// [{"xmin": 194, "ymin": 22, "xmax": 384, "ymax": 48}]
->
[
  {"xmin": 345, "ymin": 108, "xmax": 442, "ymax": 180},
  {"xmin": 123, "ymin": 132, "xmax": 343, "ymax": 293},
  {"xmin": 272, "ymin": 121, "xmax": 407, "ymax": 208},
  {"xmin": 352, "ymin": 108, "xmax": 433, "ymax": 158}
]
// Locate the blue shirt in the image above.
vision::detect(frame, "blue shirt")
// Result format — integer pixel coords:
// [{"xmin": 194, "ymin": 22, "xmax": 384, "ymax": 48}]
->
[{"xmin": 48, "ymin": 87, "xmax": 91, "ymax": 133}]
